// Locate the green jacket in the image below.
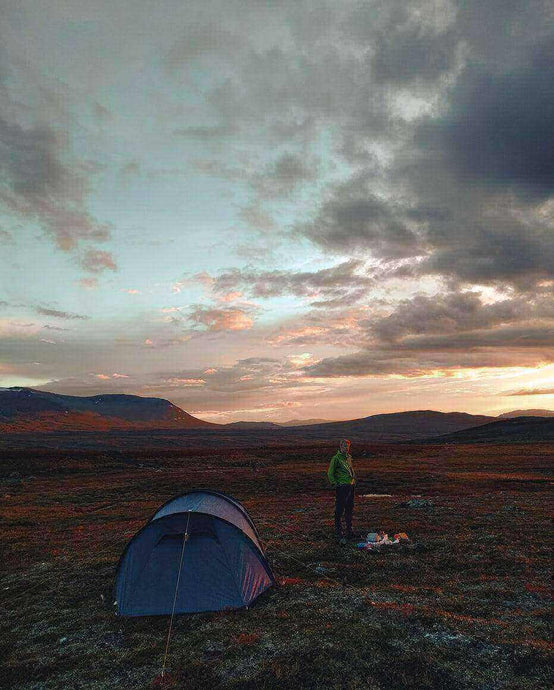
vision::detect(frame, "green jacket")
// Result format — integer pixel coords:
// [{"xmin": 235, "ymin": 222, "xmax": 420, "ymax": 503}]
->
[{"xmin": 327, "ymin": 451, "xmax": 356, "ymax": 487}]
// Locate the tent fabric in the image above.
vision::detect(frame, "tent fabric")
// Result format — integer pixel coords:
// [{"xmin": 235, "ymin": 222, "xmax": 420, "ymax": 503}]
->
[{"xmin": 114, "ymin": 489, "xmax": 274, "ymax": 616}]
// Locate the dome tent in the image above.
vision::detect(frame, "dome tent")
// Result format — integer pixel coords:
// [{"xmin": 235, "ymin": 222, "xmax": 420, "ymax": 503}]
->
[{"xmin": 114, "ymin": 489, "xmax": 274, "ymax": 616}]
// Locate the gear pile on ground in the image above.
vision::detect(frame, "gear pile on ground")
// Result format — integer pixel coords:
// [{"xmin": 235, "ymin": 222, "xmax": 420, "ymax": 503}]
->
[{"xmin": 357, "ymin": 531, "xmax": 410, "ymax": 550}]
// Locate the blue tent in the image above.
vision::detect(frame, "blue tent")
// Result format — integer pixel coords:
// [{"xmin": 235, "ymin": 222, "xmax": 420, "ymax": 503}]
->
[{"xmin": 115, "ymin": 489, "xmax": 274, "ymax": 616}]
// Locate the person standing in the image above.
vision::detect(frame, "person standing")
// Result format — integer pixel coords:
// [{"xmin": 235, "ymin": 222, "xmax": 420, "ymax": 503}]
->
[{"xmin": 327, "ymin": 439, "xmax": 356, "ymax": 545}]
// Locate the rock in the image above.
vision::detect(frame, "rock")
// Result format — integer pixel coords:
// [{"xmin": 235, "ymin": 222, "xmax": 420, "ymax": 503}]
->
[{"xmin": 396, "ymin": 498, "xmax": 434, "ymax": 509}]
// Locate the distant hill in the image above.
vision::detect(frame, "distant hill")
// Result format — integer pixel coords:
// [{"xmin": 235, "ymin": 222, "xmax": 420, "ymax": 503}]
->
[
  {"xmin": 280, "ymin": 418, "xmax": 333, "ymax": 427},
  {"xmin": 223, "ymin": 421, "xmax": 282, "ymax": 429},
  {"xmin": 421, "ymin": 416, "xmax": 554, "ymax": 444},
  {"xmin": 284, "ymin": 410, "xmax": 494, "ymax": 442},
  {"xmin": 498, "ymin": 409, "xmax": 554, "ymax": 419},
  {"xmin": 0, "ymin": 391, "xmax": 522, "ymax": 447},
  {"xmin": 0, "ymin": 388, "xmax": 215, "ymax": 431}
]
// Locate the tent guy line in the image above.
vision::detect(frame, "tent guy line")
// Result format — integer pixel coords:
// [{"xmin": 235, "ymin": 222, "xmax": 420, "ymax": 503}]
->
[{"xmin": 161, "ymin": 510, "xmax": 190, "ymax": 680}]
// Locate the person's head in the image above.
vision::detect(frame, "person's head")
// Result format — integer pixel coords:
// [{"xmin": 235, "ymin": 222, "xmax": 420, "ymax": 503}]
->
[{"xmin": 339, "ymin": 438, "xmax": 351, "ymax": 454}]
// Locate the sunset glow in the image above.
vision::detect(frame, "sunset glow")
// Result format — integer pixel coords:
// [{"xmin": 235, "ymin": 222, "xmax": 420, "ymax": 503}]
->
[{"xmin": 0, "ymin": 1, "xmax": 552, "ymax": 422}]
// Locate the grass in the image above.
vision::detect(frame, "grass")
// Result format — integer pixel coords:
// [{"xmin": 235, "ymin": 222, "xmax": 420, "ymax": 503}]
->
[{"xmin": 1, "ymin": 442, "xmax": 552, "ymax": 688}]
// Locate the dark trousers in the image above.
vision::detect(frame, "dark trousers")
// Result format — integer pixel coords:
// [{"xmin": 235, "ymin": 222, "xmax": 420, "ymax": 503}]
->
[{"xmin": 335, "ymin": 484, "xmax": 355, "ymax": 536}]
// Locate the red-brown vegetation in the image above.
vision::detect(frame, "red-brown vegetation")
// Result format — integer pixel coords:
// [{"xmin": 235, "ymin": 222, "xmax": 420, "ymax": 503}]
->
[{"xmin": 1, "ymin": 441, "xmax": 552, "ymax": 688}]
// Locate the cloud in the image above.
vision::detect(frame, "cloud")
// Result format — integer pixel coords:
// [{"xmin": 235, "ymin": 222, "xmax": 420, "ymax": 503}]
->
[
  {"xmin": 35, "ymin": 306, "xmax": 89, "ymax": 320},
  {"xmin": 304, "ymin": 341, "xmax": 554, "ymax": 379},
  {"xmin": 251, "ymin": 152, "xmax": 318, "ymax": 198},
  {"xmin": 212, "ymin": 259, "xmax": 374, "ymax": 306},
  {"xmin": 0, "ymin": 116, "xmax": 67, "ymax": 199},
  {"xmin": 2, "ymin": 1, "xmax": 552, "ymax": 415},
  {"xmin": 175, "ymin": 125, "xmax": 235, "ymax": 140},
  {"xmin": 0, "ymin": 115, "xmax": 112, "ymax": 256},
  {"xmin": 165, "ymin": 19, "xmax": 244, "ymax": 69},
  {"xmin": 299, "ymin": 176, "xmax": 422, "ymax": 259},
  {"xmin": 188, "ymin": 306, "xmax": 254, "ymax": 332},
  {"xmin": 417, "ymin": 39, "xmax": 554, "ymax": 201},
  {"xmin": 267, "ymin": 310, "xmax": 364, "ymax": 348},
  {"xmin": 79, "ymin": 278, "xmax": 98, "ymax": 289},
  {"xmin": 80, "ymin": 249, "xmax": 117, "ymax": 273},
  {"xmin": 371, "ymin": 21, "xmax": 459, "ymax": 85},
  {"xmin": 369, "ymin": 292, "xmax": 532, "ymax": 342},
  {"xmin": 303, "ymin": 290, "xmax": 554, "ymax": 378},
  {"xmin": 505, "ymin": 387, "xmax": 554, "ymax": 396},
  {"xmin": 160, "ymin": 357, "xmax": 301, "ymax": 394},
  {"xmin": 163, "ymin": 377, "xmax": 206, "ymax": 387},
  {"xmin": 217, "ymin": 291, "xmax": 243, "ymax": 303},
  {"xmin": 238, "ymin": 205, "xmax": 275, "ymax": 230}
]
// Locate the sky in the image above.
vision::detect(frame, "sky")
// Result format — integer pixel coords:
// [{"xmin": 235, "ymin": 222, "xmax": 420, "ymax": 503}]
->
[{"xmin": 0, "ymin": 0, "xmax": 553, "ymax": 422}]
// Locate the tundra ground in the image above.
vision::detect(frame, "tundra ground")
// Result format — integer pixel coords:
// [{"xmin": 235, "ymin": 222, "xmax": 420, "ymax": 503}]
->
[{"xmin": 1, "ymin": 442, "xmax": 552, "ymax": 689}]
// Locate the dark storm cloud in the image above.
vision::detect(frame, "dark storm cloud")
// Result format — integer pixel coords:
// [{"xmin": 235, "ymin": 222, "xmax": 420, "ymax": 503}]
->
[
  {"xmin": 422, "ymin": 220, "xmax": 554, "ymax": 287},
  {"xmin": 396, "ymin": 325, "xmax": 554, "ymax": 352},
  {"xmin": 165, "ymin": 2, "xmax": 548, "ymax": 294},
  {"xmin": 372, "ymin": 24, "xmax": 458, "ymax": 85},
  {"xmin": 416, "ymin": 39, "xmax": 554, "ymax": 201},
  {"xmin": 303, "ymin": 289, "xmax": 554, "ymax": 378},
  {"xmin": 251, "ymin": 2, "xmax": 553, "ymax": 291},
  {"xmin": 305, "ymin": 330, "xmax": 554, "ymax": 378},
  {"xmin": 453, "ymin": 0, "xmax": 553, "ymax": 68},
  {"xmin": 297, "ymin": 32, "xmax": 554, "ymax": 286},
  {"xmin": 395, "ymin": 30, "xmax": 554, "ymax": 288},
  {"xmin": 369, "ymin": 292, "xmax": 532, "ymax": 342},
  {"xmin": 299, "ymin": 176, "xmax": 422, "ymax": 259}
]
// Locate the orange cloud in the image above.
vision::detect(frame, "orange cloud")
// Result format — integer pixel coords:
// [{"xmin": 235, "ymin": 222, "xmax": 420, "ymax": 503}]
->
[
  {"xmin": 218, "ymin": 291, "xmax": 243, "ymax": 303},
  {"xmin": 190, "ymin": 307, "xmax": 253, "ymax": 331}
]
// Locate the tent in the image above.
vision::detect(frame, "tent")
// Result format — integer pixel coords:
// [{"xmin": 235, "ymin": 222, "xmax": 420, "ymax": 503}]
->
[{"xmin": 114, "ymin": 489, "xmax": 274, "ymax": 616}]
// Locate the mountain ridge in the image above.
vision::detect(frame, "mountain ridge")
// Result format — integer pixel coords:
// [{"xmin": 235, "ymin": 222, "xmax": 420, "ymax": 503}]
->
[
  {"xmin": 1, "ymin": 388, "xmax": 551, "ymax": 443},
  {"xmin": 0, "ymin": 387, "xmax": 214, "ymax": 430}
]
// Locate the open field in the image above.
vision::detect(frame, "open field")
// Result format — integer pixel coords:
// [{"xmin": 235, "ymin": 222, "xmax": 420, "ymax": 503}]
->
[{"xmin": 2, "ymin": 442, "xmax": 553, "ymax": 689}]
